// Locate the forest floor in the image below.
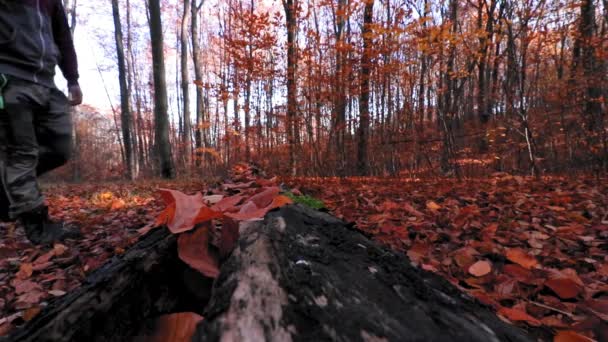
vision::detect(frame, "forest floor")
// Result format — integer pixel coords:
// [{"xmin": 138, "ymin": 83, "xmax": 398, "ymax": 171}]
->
[
  {"xmin": 286, "ymin": 174, "xmax": 608, "ymax": 341},
  {"xmin": 0, "ymin": 173, "xmax": 607, "ymax": 341}
]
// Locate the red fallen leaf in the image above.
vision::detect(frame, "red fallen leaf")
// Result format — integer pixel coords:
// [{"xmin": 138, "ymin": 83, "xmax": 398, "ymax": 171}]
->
[
  {"xmin": 222, "ymin": 181, "xmax": 254, "ymax": 191},
  {"xmin": 470, "ymin": 290, "xmax": 500, "ymax": 309},
  {"xmin": 0, "ymin": 321, "xmax": 11, "ymax": 336},
  {"xmin": 553, "ymin": 331, "xmax": 595, "ymax": 342},
  {"xmin": 506, "ymin": 248, "xmax": 538, "ymax": 269},
  {"xmin": 426, "ymin": 201, "xmax": 441, "ymax": 211},
  {"xmin": 452, "ymin": 247, "xmax": 479, "ymax": 268},
  {"xmin": 482, "ymin": 223, "xmax": 498, "ymax": 240},
  {"xmin": 150, "ymin": 312, "xmax": 204, "ymax": 342},
  {"xmin": 155, "ymin": 202, "xmax": 176, "ymax": 227},
  {"xmin": 238, "ymin": 201, "xmax": 259, "ymax": 215},
  {"xmin": 271, "ymin": 195, "xmax": 293, "ymax": 208},
  {"xmin": 178, "ymin": 224, "xmax": 220, "ymax": 278},
  {"xmin": 502, "ymin": 264, "xmax": 536, "ymax": 284},
  {"xmin": 403, "ymin": 203, "xmax": 424, "ymax": 217},
  {"xmin": 34, "ymin": 250, "xmax": 55, "ymax": 265},
  {"xmin": 213, "ymin": 195, "xmax": 245, "ymax": 212},
  {"xmin": 249, "ymin": 187, "xmax": 280, "ymax": 208},
  {"xmin": 110, "ymin": 199, "xmax": 126, "ymax": 211},
  {"xmin": 225, "ymin": 195, "xmax": 292, "ymax": 221},
  {"xmin": 545, "ymin": 269, "xmax": 584, "ymax": 300},
  {"xmin": 380, "ymin": 200, "xmax": 400, "ymax": 211},
  {"xmin": 585, "ymin": 298, "xmax": 608, "ymax": 317},
  {"xmin": 495, "ymin": 278, "xmax": 518, "ymax": 297},
  {"xmin": 16, "ymin": 290, "xmax": 45, "ymax": 305},
  {"xmin": 23, "ymin": 306, "xmax": 41, "ymax": 322},
  {"xmin": 193, "ymin": 206, "xmax": 223, "ymax": 225},
  {"xmin": 32, "ymin": 262, "xmax": 54, "ymax": 272},
  {"xmin": 53, "ymin": 244, "xmax": 67, "ymax": 257},
  {"xmin": 12, "ymin": 279, "xmax": 42, "ymax": 294},
  {"xmin": 48, "ymin": 290, "xmax": 66, "ymax": 297},
  {"xmin": 219, "ymin": 217, "xmax": 239, "ymax": 258},
  {"xmin": 541, "ymin": 316, "xmax": 570, "ymax": 328},
  {"xmin": 497, "ymin": 307, "xmax": 541, "ymax": 326},
  {"xmin": 16, "ymin": 263, "xmax": 33, "ymax": 280},
  {"xmin": 407, "ymin": 243, "xmax": 429, "ymax": 265},
  {"xmin": 468, "ymin": 260, "xmax": 492, "ymax": 277},
  {"xmin": 155, "ymin": 189, "xmax": 209, "ymax": 234}
]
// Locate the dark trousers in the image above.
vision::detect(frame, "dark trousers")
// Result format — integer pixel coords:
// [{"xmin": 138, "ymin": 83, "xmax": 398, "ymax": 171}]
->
[{"xmin": 0, "ymin": 76, "xmax": 72, "ymax": 220}]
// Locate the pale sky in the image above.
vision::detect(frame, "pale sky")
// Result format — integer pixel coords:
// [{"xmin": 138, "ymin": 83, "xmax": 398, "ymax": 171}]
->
[{"xmin": 54, "ymin": 3, "xmax": 118, "ymax": 112}]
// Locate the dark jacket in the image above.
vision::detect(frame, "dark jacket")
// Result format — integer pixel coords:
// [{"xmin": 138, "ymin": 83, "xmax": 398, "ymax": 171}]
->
[{"xmin": 0, "ymin": 0, "xmax": 79, "ymax": 88}]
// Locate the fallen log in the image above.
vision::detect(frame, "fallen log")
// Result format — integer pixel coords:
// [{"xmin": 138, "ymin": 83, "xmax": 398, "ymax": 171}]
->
[
  {"xmin": 195, "ymin": 204, "xmax": 533, "ymax": 342},
  {"xmin": 2, "ymin": 227, "xmax": 212, "ymax": 342},
  {"xmin": 4, "ymin": 204, "xmax": 534, "ymax": 341}
]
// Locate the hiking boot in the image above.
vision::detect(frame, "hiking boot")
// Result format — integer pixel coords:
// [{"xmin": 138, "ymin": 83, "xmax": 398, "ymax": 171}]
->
[
  {"xmin": 20, "ymin": 206, "xmax": 81, "ymax": 245},
  {"xmin": 0, "ymin": 188, "xmax": 9, "ymax": 222}
]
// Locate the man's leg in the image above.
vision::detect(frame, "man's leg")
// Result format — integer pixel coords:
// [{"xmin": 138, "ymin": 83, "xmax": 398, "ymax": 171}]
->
[
  {"xmin": 2, "ymin": 79, "xmax": 80, "ymax": 244},
  {"xmin": 1, "ymin": 78, "xmax": 46, "ymax": 220},
  {"xmin": 0, "ymin": 107, "xmax": 11, "ymax": 221},
  {"xmin": 36, "ymin": 87, "xmax": 72, "ymax": 176}
]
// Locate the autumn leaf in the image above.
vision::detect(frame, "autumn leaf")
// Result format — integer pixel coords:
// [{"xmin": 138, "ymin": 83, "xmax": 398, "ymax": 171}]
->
[
  {"xmin": 16, "ymin": 263, "xmax": 33, "ymax": 280},
  {"xmin": 506, "ymin": 248, "xmax": 538, "ymax": 269},
  {"xmin": 16, "ymin": 290, "xmax": 45, "ymax": 305},
  {"xmin": 178, "ymin": 224, "xmax": 220, "ymax": 278},
  {"xmin": 403, "ymin": 203, "xmax": 424, "ymax": 217},
  {"xmin": 270, "ymin": 195, "xmax": 293, "ymax": 208},
  {"xmin": 469, "ymin": 260, "xmax": 492, "ymax": 277},
  {"xmin": 34, "ymin": 250, "xmax": 55, "ymax": 266},
  {"xmin": 545, "ymin": 269, "xmax": 583, "ymax": 300},
  {"xmin": 110, "ymin": 199, "xmax": 126, "ymax": 211},
  {"xmin": 213, "ymin": 195, "xmax": 245, "ymax": 212},
  {"xmin": 497, "ymin": 307, "xmax": 541, "ymax": 326},
  {"xmin": 48, "ymin": 290, "xmax": 66, "ymax": 297},
  {"xmin": 453, "ymin": 247, "xmax": 479, "ymax": 268},
  {"xmin": 192, "ymin": 206, "xmax": 223, "ymax": 225},
  {"xmin": 248, "ymin": 187, "xmax": 280, "ymax": 208},
  {"xmin": 23, "ymin": 306, "xmax": 41, "ymax": 322},
  {"xmin": 553, "ymin": 330, "xmax": 595, "ymax": 342},
  {"xmin": 150, "ymin": 312, "xmax": 204, "ymax": 342},
  {"xmin": 426, "ymin": 201, "xmax": 441, "ymax": 211},
  {"xmin": 53, "ymin": 243, "xmax": 67, "ymax": 257},
  {"xmin": 12, "ymin": 279, "xmax": 42, "ymax": 294},
  {"xmin": 156, "ymin": 189, "xmax": 210, "ymax": 234},
  {"xmin": 502, "ymin": 264, "xmax": 536, "ymax": 284}
]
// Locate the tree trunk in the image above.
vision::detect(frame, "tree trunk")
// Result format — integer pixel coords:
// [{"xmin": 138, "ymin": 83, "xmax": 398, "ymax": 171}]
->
[
  {"xmin": 357, "ymin": 0, "xmax": 373, "ymax": 176},
  {"xmin": 282, "ymin": 0, "xmax": 297, "ymax": 175},
  {"xmin": 148, "ymin": 0, "xmax": 175, "ymax": 179},
  {"xmin": 112, "ymin": 0, "xmax": 134, "ymax": 180},
  {"xmin": 192, "ymin": 0, "xmax": 205, "ymax": 167},
  {"xmin": 181, "ymin": 0, "xmax": 193, "ymax": 169}
]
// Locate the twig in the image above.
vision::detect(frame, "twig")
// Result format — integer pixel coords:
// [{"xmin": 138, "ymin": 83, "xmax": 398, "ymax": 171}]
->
[{"xmin": 527, "ymin": 300, "xmax": 574, "ymax": 318}]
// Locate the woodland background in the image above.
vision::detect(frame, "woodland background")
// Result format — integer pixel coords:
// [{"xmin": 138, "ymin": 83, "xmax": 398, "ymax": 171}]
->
[
  {"xmin": 1, "ymin": 1, "xmax": 606, "ymax": 339},
  {"xmin": 58, "ymin": 0, "xmax": 608, "ymax": 181}
]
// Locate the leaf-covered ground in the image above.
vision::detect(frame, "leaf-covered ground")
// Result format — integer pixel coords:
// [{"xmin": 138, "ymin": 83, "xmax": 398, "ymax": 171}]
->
[
  {"xmin": 0, "ymin": 179, "xmax": 208, "ymax": 335},
  {"xmin": 286, "ymin": 174, "xmax": 608, "ymax": 341},
  {"xmin": 1, "ymin": 173, "xmax": 606, "ymax": 341}
]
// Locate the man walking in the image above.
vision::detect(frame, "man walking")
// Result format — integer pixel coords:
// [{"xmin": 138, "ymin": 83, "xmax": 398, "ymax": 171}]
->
[{"xmin": 0, "ymin": 0, "xmax": 83, "ymax": 244}]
